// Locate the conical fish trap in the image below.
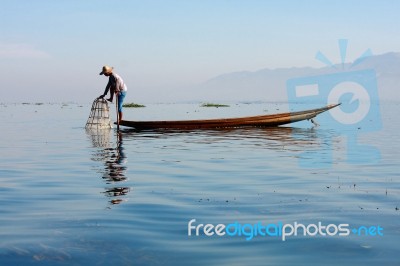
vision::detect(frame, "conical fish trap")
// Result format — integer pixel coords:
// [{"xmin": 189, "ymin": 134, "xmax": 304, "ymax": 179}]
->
[{"xmin": 85, "ymin": 98, "xmax": 113, "ymax": 129}]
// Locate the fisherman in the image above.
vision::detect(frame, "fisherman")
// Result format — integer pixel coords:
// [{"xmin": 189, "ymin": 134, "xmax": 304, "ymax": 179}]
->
[{"xmin": 99, "ymin": 65, "xmax": 128, "ymax": 122}]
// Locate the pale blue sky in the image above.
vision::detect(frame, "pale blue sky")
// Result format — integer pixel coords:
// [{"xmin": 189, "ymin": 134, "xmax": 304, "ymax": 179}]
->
[{"xmin": 0, "ymin": 0, "xmax": 399, "ymax": 102}]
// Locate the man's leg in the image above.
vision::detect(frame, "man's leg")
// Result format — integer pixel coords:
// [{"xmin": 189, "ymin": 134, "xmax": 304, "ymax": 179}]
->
[{"xmin": 117, "ymin": 91, "xmax": 126, "ymax": 122}]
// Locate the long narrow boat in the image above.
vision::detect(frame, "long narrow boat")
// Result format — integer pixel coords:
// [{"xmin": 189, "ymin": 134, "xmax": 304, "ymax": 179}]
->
[{"xmin": 118, "ymin": 103, "xmax": 340, "ymax": 130}]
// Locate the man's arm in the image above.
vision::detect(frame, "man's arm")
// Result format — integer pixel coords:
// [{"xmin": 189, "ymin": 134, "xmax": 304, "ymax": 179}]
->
[{"xmin": 100, "ymin": 78, "xmax": 112, "ymax": 97}]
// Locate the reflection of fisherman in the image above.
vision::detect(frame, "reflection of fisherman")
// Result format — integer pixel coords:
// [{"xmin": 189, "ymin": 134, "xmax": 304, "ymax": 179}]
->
[
  {"xmin": 104, "ymin": 132, "xmax": 127, "ymax": 182},
  {"xmin": 102, "ymin": 132, "xmax": 130, "ymax": 205},
  {"xmin": 116, "ymin": 132, "xmax": 127, "ymax": 165}
]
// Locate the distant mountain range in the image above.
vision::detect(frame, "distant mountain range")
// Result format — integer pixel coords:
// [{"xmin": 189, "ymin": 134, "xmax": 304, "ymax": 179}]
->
[{"xmin": 184, "ymin": 52, "xmax": 400, "ymax": 102}]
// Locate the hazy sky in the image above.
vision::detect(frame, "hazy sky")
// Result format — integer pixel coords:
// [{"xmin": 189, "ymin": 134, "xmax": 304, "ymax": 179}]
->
[{"xmin": 1, "ymin": 0, "xmax": 399, "ymax": 102}]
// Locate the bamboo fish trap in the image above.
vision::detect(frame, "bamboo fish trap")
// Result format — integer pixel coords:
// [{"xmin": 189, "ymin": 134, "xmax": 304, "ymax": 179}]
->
[{"xmin": 85, "ymin": 98, "xmax": 113, "ymax": 129}]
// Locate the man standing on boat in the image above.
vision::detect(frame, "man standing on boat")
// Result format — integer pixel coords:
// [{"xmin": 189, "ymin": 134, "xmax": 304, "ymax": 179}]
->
[{"xmin": 99, "ymin": 65, "xmax": 128, "ymax": 122}]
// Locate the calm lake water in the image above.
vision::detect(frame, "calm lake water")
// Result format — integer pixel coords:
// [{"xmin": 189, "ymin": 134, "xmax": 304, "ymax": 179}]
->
[{"xmin": 0, "ymin": 102, "xmax": 399, "ymax": 265}]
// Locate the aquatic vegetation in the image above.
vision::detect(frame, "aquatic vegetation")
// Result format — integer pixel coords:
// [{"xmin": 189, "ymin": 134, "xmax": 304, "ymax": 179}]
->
[
  {"xmin": 122, "ymin": 103, "xmax": 146, "ymax": 108},
  {"xmin": 200, "ymin": 103, "xmax": 230, "ymax": 107}
]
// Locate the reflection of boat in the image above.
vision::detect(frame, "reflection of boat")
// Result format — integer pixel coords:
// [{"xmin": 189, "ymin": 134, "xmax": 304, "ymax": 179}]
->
[{"xmin": 118, "ymin": 104, "xmax": 340, "ymax": 130}]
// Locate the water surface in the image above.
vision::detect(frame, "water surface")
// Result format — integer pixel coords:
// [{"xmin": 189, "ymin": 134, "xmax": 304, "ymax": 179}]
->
[{"xmin": 0, "ymin": 102, "xmax": 399, "ymax": 265}]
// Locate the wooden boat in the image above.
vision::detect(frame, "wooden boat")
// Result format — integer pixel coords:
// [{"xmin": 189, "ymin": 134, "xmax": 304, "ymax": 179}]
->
[{"xmin": 118, "ymin": 103, "xmax": 340, "ymax": 130}]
